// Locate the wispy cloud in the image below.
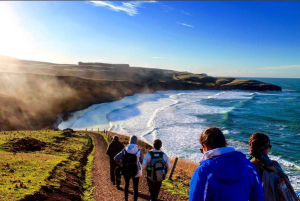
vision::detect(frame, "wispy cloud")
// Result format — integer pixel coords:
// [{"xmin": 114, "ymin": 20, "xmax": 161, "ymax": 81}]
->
[
  {"xmin": 176, "ymin": 22, "xmax": 194, "ymax": 28},
  {"xmin": 181, "ymin": 10, "xmax": 190, "ymax": 15},
  {"xmin": 88, "ymin": 1, "xmax": 156, "ymax": 16},
  {"xmin": 160, "ymin": 3, "xmax": 174, "ymax": 13},
  {"xmin": 152, "ymin": 57, "xmax": 164, "ymax": 59},
  {"xmin": 261, "ymin": 65, "xmax": 300, "ymax": 70}
]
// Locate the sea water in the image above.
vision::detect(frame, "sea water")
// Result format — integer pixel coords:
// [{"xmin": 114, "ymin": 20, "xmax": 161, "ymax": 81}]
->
[{"xmin": 58, "ymin": 78, "xmax": 300, "ymax": 195}]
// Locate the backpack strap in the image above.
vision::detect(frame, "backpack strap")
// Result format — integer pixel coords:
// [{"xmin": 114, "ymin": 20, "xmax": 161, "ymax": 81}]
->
[
  {"xmin": 149, "ymin": 151, "xmax": 154, "ymax": 159},
  {"xmin": 135, "ymin": 149, "xmax": 140, "ymax": 155},
  {"xmin": 123, "ymin": 149, "xmax": 127, "ymax": 154},
  {"xmin": 252, "ymin": 161, "xmax": 265, "ymax": 171}
]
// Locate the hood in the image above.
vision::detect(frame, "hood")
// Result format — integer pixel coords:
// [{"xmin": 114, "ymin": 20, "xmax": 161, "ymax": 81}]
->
[
  {"xmin": 126, "ymin": 144, "xmax": 139, "ymax": 154},
  {"xmin": 201, "ymin": 150, "xmax": 249, "ymax": 184}
]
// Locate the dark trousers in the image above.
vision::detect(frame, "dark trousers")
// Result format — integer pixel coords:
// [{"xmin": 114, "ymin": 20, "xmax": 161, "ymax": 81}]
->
[
  {"xmin": 124, "ymin": 176, "xmax": 139, "ymax": 201},
  {"xmin": 147, "ymin": 178, "xmax": 162, "ymax": 201},
  {"xmin": 109, "ymin": 160, "xmax": 120, "ymax": 186}
]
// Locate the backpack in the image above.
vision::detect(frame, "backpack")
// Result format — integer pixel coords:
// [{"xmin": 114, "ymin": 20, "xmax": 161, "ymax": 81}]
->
[
  {"xmin": 147, "ymin": 151, "xmax": 166, "ymax": 182},
  {"xmin": 120, "ymin": 149, "xmax": 139, "ymax": 178},
  {"xmin": 253, "ymin": 161, "xmax": 298, "ymax": 201}
]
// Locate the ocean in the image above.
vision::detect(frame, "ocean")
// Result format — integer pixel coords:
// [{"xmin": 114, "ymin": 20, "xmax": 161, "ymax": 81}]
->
[{"xmin": 58, "ymin": 77, "xmax": 300, "ymax": 195}]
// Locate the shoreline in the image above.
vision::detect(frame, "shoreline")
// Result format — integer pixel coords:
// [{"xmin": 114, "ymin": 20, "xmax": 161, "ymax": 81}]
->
[{"xmin": 53, "ymin": 87, "xmax": 282, "ymax": 130}]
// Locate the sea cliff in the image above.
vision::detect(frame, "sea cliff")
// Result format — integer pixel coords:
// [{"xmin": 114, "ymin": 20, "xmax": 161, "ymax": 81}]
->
[{"xmin": 0, "ymin": 56, "xmax": 281, "ymax": 130}]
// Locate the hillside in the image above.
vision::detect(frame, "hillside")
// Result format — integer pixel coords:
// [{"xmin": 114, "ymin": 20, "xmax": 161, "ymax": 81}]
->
[
  {"xmin": 0, "ymin": 56, "xmax": 281, "ymax": 131},
  {"xmin": 0, "ymin": 129, "xmax": 93, "ymax": 201}
]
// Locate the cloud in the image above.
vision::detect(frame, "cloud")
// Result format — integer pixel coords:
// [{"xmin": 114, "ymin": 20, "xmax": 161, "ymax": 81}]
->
[
  {"xmin": 261, "ymin": 65, "xmax": 300, "ymax": 70},
  {"xmin": 88, "ymin": 1, "xmax": 156, "ymax": 16},
  {"xmin": 152, "ymin": 57, "xmax": 164, "ymax": 59},
  {"xmin": 160, "ymin": 4, "xmax": 174, "ymax": 13},
  {"xmin": 176, "ymin": 22, "xmax": 194, "ymax": 28},
  {"xmin": 181, "ymin": 10, "xmax": 190, "ymax": 15}
]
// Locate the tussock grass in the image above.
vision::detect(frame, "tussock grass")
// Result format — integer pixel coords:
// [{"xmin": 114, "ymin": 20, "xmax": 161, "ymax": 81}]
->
[
  {"xmin": 0, "ymin": 151, "xmax": 63, "ymax": 201},
  {"xmin": 0, "ymin": 130, "xmax": 93, "ymax": 200}
]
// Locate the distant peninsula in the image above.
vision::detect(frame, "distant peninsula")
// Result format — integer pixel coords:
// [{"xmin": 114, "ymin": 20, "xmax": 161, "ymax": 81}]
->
[{"xmin": 0, "ymin": 56, "xmax": 281, "ymax": 131}]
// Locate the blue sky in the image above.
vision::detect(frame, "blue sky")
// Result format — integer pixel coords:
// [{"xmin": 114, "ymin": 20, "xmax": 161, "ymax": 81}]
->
[{"xmin": 0, "ymin": 1, "xmax": 299, "ymax": 78}]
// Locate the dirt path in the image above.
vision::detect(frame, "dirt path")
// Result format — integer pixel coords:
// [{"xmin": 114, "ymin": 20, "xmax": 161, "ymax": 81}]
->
[
  {"xmin": 89, "ymin": 132, "xmax": 185, "ymax": 201},
  {"xmin": 90, "ymin": 132, "xmax": 125, "ymax": 200}
]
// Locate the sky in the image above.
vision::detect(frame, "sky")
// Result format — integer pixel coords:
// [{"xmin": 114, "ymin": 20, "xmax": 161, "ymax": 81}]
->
[{"xmin": 0, "ymin": 1, "xmax": 300, "ymax": 78}]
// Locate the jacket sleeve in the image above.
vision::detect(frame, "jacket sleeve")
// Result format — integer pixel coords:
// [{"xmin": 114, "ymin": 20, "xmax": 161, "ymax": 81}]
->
[
  {"xmin": 189, "ymin": 166, "xmax": 207, "ymax": 201},
  {"xmin": 106, "ymin": 143, "xmax": 112, "ymax": 156},
  {"xmin": 163, "ymin": 153, "xmax": 172, "ymax": 171},
  {"xmin": 142, "ymin": 152, "xmax": 150, "ymax": 169},
  {"xmin": 114, "ymin": 150, "xmax": 124, "ymax": 164},
  {"xmin": 248, "ymin": 165, "xmax": 264, "ymax": 201}
]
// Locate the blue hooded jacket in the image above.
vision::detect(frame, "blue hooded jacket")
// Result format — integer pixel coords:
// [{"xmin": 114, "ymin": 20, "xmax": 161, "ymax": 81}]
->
[{"xmin": 189, "ymin": 147, "xmax": 264, "ymax": 201}]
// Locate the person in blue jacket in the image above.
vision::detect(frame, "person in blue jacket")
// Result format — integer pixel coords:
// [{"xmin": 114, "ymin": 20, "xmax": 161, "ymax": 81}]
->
[{"xmin": 189, "ymin": 127, "xmax": 264, "ymax": 201}]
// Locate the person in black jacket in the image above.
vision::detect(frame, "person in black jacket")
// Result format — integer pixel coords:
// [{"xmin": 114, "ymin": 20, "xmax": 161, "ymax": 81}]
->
[{"xmin": 106, "ymin": 135, "xmax": 124, "ymax": 188}]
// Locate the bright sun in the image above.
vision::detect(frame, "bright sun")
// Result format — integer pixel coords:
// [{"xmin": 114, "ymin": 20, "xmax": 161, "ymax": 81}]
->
[{"xmin": 0, "ymin": 2, "xmax": 34, "ymax": 59}]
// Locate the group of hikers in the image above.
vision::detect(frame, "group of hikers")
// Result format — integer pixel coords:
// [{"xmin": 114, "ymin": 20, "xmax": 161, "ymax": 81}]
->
[{"xmin": 106, "ymin": 127, "xmax": 298, "ymax": 201}]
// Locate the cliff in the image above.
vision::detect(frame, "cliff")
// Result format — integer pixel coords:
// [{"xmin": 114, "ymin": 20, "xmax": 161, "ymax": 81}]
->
[{"xmin": 0, "ymin": 56, "xmax": 281, "ymax": 130}]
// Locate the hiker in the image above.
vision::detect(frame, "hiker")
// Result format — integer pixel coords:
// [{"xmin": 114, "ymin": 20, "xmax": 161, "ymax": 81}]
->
[
  {"xmin": 106, "ymin": 135, "xmax": 124, "ymax": 188},
  {"xmin": 189, "ymin": 127, "xmax": 264, "ymax": 201},
  {"xmin": 249, "ymin": 132, "xmax": 298, "ymax": 201},
  {"xmin": 142, "ymin": 139, "xmax": 171, "ymax": 201},
  {"xmin": 115, "ymin": 135, "xmax": 144, "ymax": 201}
]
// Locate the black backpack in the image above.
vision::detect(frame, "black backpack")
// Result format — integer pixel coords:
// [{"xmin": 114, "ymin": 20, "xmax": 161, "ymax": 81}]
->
[{"xmin": 120, "ymin": 149, "xmax": 139, "ymax": 178}]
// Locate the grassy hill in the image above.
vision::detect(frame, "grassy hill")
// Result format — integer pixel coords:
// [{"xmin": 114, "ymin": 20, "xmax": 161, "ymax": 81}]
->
[
  {"xmin": 0, "ymin": 55, "xmax": 281, "ymax": 131},
  {"xmin": 0, "ymin": 129, "xmax": 93, "ymax": 201}
]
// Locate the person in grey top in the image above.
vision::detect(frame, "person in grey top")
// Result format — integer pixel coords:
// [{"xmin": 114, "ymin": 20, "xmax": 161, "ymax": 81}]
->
[{"xmin": 142, "ymin": 139, "xmax": 171, "ymax": 201}]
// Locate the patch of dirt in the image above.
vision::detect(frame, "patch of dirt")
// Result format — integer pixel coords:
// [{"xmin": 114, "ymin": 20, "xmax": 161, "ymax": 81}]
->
[
  {"xmin": 53, "ymin": 136, "xmax": 68, "ymax": 143},
  {"xmin": 10, "ymin": 137, "xmax": 47, "ymax": 152},
  {"xmin": 61, "ymin": 128, "xmax": 76, "ymax": 137}
]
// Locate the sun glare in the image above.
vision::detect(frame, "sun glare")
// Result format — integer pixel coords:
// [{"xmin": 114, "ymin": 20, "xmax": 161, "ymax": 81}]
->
[{"xmin": 0, "ymin": 3, "xmax": 34, "ymax": 59}]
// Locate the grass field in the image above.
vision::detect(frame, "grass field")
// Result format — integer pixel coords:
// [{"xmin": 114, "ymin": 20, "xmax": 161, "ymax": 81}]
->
[{"xmin": 0, "ymin": 129, "xmax": 93, "ymax": 201}]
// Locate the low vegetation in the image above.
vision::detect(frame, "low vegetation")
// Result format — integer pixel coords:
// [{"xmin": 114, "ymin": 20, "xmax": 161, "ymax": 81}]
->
[{"xmin": 0, "ymin": 129, "xmax": 93, "ymax": 201}]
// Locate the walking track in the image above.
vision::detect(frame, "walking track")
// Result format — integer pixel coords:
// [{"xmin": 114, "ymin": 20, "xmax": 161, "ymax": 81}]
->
[{"xmin": 89, "ymin": 132, "xmax": 184, "ymax": 201}]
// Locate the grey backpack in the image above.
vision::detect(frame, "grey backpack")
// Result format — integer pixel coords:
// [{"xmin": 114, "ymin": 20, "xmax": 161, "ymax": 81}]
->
[
  {"xmin": 254, "ymin": 161, "xmax": 298, "ymax": 201},
  {"xmin": 147, "ymin": 151, "xmax": 166, "ymax": 182}
]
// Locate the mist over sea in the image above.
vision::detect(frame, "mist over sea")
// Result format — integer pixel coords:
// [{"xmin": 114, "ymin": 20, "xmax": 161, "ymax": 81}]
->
[{"xmin": 59, "ymin": 78, "xmax": 300, "ymax": 194}]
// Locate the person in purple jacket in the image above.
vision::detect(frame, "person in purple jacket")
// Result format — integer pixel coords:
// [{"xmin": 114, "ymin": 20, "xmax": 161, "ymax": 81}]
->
[{"xmin": 189, "ymin": 127, "xmax": 264, "ymax": 201}]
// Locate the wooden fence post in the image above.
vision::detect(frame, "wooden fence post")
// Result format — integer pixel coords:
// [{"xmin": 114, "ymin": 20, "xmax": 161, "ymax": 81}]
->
[{"xmin": 168, "ymin": 157, "xmax": 178, "ymax": 180}]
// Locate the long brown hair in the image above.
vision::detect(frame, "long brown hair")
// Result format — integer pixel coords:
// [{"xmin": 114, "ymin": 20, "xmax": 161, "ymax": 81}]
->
[
  {"xmin": 249, "ymin": 132, "xmax": 270, "ymax": 159},
  {"xmin": 249, "ymin": 132, "xmax": 274, "ymax": 172}
]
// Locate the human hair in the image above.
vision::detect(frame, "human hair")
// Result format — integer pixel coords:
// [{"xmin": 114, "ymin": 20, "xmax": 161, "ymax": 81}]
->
[
  {"xmin": 199, "ymin": 127, "xmax": 227, "ymax": 149},
  {"xmin": 113, "ymin": 136, "xmax": 119, "ymax": 141},
  {"xmin": 249, "ymin": 132, "xmax": 270, "ymax": 159},
  {"xmin": 153, "ymin": 139, "xmax": 162, "ymax": 150}
]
